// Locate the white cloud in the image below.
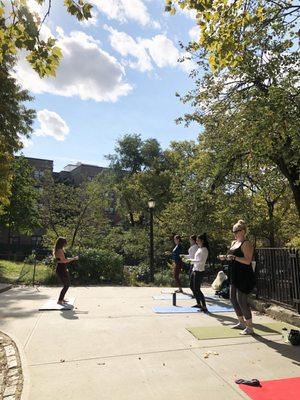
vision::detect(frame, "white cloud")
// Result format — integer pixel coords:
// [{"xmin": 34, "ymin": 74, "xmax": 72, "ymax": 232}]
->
[
  {"xmin": 91, "ymin": 0, "xmax": 160, "ymax": 28},
  {"xmin": 14, "ymin": 29, "xmax": 132, "ymax": 102},
  {"xmin": 105, "ymin": 26, "xmax": 152, "ymax": 72},
  {"xmin": 106, "ymin": 27, "xmax": 195, "ymax": 73},
  {"xmin": 143, "ymin": 34, "xmax": 180, "ymax": 68},
  {"xmin": 189, "ymin": 26, "xmax": 200, "ymax": 42},
  {"xmin": 35, "ymin": 110, "xmax": 70, "ymax": 141}
]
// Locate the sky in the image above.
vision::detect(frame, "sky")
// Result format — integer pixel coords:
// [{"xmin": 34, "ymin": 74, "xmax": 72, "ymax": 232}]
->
[{"xmin": 16, "ymin": 0, "xmax": 201, "ymax": 172}]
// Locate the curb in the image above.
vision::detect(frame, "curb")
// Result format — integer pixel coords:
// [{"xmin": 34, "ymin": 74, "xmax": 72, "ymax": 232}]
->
[
  {"xmin": 0, "ymin": 284, "xmax": 12, "ymax": 294},
  {"xmin": 249, "ymin": 297, "xmax": 300, "ymax": 328},
  {"xmin": 0, "ymin": 331, "xmax": 24, "ymax": 400}
]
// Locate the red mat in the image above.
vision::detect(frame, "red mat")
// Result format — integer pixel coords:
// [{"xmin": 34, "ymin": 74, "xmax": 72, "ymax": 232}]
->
[{"xmin": 239, "ymin": 377, "xmax": 300, "ymax": 400}]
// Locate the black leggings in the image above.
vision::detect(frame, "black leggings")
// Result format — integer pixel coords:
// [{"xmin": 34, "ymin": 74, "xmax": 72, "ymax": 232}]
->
[
  {"xmin": 190, "ymin": 271, "xmax": 206, "ymax": 307},
  {"xmin": 56, "ymin": 267, "xmax": 70, "ymax": 301}
]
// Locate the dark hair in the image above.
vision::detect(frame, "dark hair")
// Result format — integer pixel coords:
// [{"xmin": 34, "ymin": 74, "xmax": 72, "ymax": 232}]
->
[
  {"xmin": 174, "ymin": 234, "xmax": 181, "ymax": 241},
  {"xmin": 197, "ymin": 233, "xmax": 209, "ymax": 250},
  {"xmin": 190, "ymin": 235, "xmax": 197, "ymax": 242},
  {"xmin": 53, "ymin": 237, "xmax": 67, "ymax": 255}
]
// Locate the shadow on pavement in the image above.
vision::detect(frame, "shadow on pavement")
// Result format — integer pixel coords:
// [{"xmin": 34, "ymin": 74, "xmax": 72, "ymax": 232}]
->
[{"xmin": 207, "ymin": 311, "xmax": 300, "ymax": 366}]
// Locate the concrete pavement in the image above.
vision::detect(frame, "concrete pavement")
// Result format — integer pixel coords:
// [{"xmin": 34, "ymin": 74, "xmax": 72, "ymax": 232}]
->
[{"xmin": 0, "ymin": 286, "xmax": 299, "ymax": 400}]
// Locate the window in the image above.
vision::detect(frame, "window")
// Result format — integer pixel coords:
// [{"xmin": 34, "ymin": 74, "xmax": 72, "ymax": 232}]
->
[{"xmin": 34, "ymin": 170, "xmax": 44, "ymax": 179}]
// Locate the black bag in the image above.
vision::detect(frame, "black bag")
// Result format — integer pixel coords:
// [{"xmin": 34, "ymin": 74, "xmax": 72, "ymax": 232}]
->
[{"xmin": 288, "ymin": 329, "xmax": 300, "ymax": 346}]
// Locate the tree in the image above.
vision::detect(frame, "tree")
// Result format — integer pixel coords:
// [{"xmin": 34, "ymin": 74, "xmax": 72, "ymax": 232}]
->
[
  {"xmin": 0, "ymin": 156, "xmax": 40, "ymax": 243},
  {"xmin": 40, "ymin": 172, "xmax": 110, "ymax": 248},
  {"xmin": 173, "ymin": 14, "xmax": 300, "ymax": 216},
  {"xmin": 0, "ymin": 58, "xmax": 35, "ymax": 211},
  {"xmin": 166, "ymin": 0, "xmax": 300, "ymax": 72},
  {"xmin": 0, "ymin": 0, "xmax": 93, "ymax": 76},
  {"xmin": 107, "ymin": 134, "xmax": 173, "ymax": 226}
]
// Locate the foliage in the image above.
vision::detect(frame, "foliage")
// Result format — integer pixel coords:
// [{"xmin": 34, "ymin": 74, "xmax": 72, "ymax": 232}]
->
[
  {"xmin": 169, "ymin": 3, "xmax": 300, "ymax": 217},
  {"xmin": 0, "ymin": 0, "xmax": 93, "ymax": 76},
  {"xmin": 40, "ymin": 172, "xmax": 110, "ymax": 248},
  {"xmin": 166, "ymin": 0, "xmax": 300, "ymax": 72},
  {"xmin": 68, "ymin": 248, "xmax": 123, "ymax": 284},
  {"xmin": 0, "ymin": 58, "xmax": 35, "ymax": 210},
  {"xmin": 106, "ymin": 134, "xmax": 173, "ymax": 226},
  {"xmin": 0, "ymin": 156, "xmax": 40, "ymax": 239}
]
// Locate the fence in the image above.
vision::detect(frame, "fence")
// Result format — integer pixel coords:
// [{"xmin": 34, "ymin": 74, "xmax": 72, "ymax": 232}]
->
[{"xmin": 255, "ymin": 248, "xmax": 300, "ymax": 313}]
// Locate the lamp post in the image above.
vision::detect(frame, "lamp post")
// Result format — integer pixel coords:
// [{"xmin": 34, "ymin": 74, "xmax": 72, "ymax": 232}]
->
[{"xmin": 148, "ymin": 198, "xmax": 155, "ymax": 282}]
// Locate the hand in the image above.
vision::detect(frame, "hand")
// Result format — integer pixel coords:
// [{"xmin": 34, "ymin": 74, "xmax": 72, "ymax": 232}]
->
[
  {"xmin": 218, "ymin": 255, "xmax": 226, "ymax": 261},
  {"xmin": 226, "ymin": 255, "xmax": 235, "ymax": 261},
  {"xmin": 74, "ymin": 256, "xmax": 79, "ymax": 261}
]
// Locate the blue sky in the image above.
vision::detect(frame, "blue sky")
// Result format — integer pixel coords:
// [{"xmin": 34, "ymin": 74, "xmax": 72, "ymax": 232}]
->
[{"xmin": 17, "ymin": 0, "xmax": 200, "ymax": 171}]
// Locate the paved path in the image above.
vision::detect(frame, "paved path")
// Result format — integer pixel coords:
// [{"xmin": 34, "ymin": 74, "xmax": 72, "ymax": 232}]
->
[{"xmin": 0, "ymin": 286, "xmax": 299, "ymax": 400}]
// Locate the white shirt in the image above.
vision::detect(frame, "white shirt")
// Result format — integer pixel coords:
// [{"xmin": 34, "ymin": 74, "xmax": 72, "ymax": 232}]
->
[
  {"xmin": 188, "ymin": 244, "xmax": 198, "ymax": 260},
  {"xmin": 189, "ymin": 247, "xmax": 209, "ymax": 272}
]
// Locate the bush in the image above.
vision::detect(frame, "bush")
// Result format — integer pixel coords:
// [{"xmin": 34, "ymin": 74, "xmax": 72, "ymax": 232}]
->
[
  {"xmin": 123, "ymin": 263, "xmax": 151, "ymax": 286},
  {"xmin": 24, "ymin": 252, "xmax": 37, "ymax": 265},
  {"xmin": 154, "ymin": 264, "xmax": 190, "ymax": 287},
  {"xmin": 69, "ymin": 248, "xmax": 123, "ymax": 284}
]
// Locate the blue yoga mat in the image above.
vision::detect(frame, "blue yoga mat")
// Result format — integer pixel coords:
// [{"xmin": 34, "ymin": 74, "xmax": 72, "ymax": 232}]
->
[{"xmin": 153, "ymin": 304, "xmax": 234, "ymax": 314}]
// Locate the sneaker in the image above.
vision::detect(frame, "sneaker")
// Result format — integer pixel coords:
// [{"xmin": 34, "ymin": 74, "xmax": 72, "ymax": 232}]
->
[
  {"xmin": 231, "ymin": 322, "xmax": 245, "ymax": 330},
  {"xmin": 239, "ymin": 327, "xmax": 254, "ymax": 335},
  {"xmin": 191, "ymin": 304, "xmax": 202, "ymax": 308}
]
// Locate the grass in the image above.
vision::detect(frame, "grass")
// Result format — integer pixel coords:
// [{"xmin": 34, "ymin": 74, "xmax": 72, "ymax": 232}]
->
[{"xmin": 0, "ymin": 259, "xmax": 58, "ymax": 285}]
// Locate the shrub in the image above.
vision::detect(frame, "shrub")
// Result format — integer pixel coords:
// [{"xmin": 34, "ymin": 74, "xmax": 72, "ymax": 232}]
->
[
  {"xmin": 122, "ymin": 262, "xmax": 151, "ymax": 286},
  {"xmin": 69, "ymin": 248, "xmax": 123, "ymax": 284},
  {"xmin": 24, "ymin": 252, "xmax": 37, "ymax": 265}
]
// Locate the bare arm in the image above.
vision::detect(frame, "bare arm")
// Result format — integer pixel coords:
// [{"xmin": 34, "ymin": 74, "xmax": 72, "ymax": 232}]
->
[
  {"xmin": 55, "ymin": 249, "xmax": 78, "ymax": 264},
  {"xmin": 235, "ymin": 241, "xmax": 253, "ymax": 265}
]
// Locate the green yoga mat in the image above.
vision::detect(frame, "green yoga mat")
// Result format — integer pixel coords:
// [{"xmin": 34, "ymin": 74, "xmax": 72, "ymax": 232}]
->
[{"xmin": 187, "ymin": 322, "xmax": 298, "ymax": 340}]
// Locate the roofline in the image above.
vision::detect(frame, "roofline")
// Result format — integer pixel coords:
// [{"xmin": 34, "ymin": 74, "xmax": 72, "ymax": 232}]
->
[{"xmin": 18, "ymin": 156, "xmax": 54, "ymax": 163}]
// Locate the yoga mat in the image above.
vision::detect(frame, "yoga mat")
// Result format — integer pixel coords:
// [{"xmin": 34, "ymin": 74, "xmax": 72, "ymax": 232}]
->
[
  {"xmin": 239, "ymin": 377, "xmax": 300, "ymax": 400},
  {"xmin": 39, "ymin": 298, "xmax": 75, "ymax": 311},
  {"xmin": 187, "ymin": 322, "xmax": 298, "ymax": 340},
  {"xmin": 153, "ymin": 304, "xmax": 234, "ymax": 314}
]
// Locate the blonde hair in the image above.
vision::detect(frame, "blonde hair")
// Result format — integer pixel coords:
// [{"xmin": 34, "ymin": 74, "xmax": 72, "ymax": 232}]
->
[{"xmin": 233, "ymin": 219, "xmax": 247, "ymax": 232}]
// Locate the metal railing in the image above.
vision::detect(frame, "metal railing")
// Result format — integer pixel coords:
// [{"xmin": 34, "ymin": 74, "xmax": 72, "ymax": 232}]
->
[{"xmin": 255, "ymin": 248, "xmax": 300, "ymax": 313}]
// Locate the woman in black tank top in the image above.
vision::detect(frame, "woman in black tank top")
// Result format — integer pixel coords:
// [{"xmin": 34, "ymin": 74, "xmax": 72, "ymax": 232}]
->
[
  {"xmin": 53, "ymin": 237, "xmax": 79, "ymax": 305},
  {"xmin": 218, "ymin": 220, "xmax": 255, "ymax": 335}
]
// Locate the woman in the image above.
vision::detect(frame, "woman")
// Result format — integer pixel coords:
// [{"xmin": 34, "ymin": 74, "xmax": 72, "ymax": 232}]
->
[
  {"xmin": 53, "ymin": 237, "xmax": 78, "ymax": 305},
  {"xmin": 188, "ymin": 233, "xmax": 209, "ymax": 312},
  {"xmin": 172, "ymin": 235, "xmax": 184, "ymax": 293},
  {"xmin": 219, "ymin": 220, "xmax": 256, "ymax": 335}
]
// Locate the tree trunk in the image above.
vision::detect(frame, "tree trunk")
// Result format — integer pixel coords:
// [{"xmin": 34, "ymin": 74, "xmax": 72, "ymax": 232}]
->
[
  {"xmin": 267, "ymin": 201, "xmax": 276, "ymax": 247},
  {"xmin": 275, "ymin": 158, "xmax": 300, "ymax": 218}
]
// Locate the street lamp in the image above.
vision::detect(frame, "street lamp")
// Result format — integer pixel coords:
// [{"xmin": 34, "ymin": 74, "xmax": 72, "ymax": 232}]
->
[{"xmin": 148, "ymin": 198, "xmax": 155, "ymax": 282}]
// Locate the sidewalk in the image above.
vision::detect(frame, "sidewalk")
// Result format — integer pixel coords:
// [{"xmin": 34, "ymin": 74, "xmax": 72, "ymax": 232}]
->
[{"xmin": 0, "ymin": 286, "xmax": 299, "ymax": 400}]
